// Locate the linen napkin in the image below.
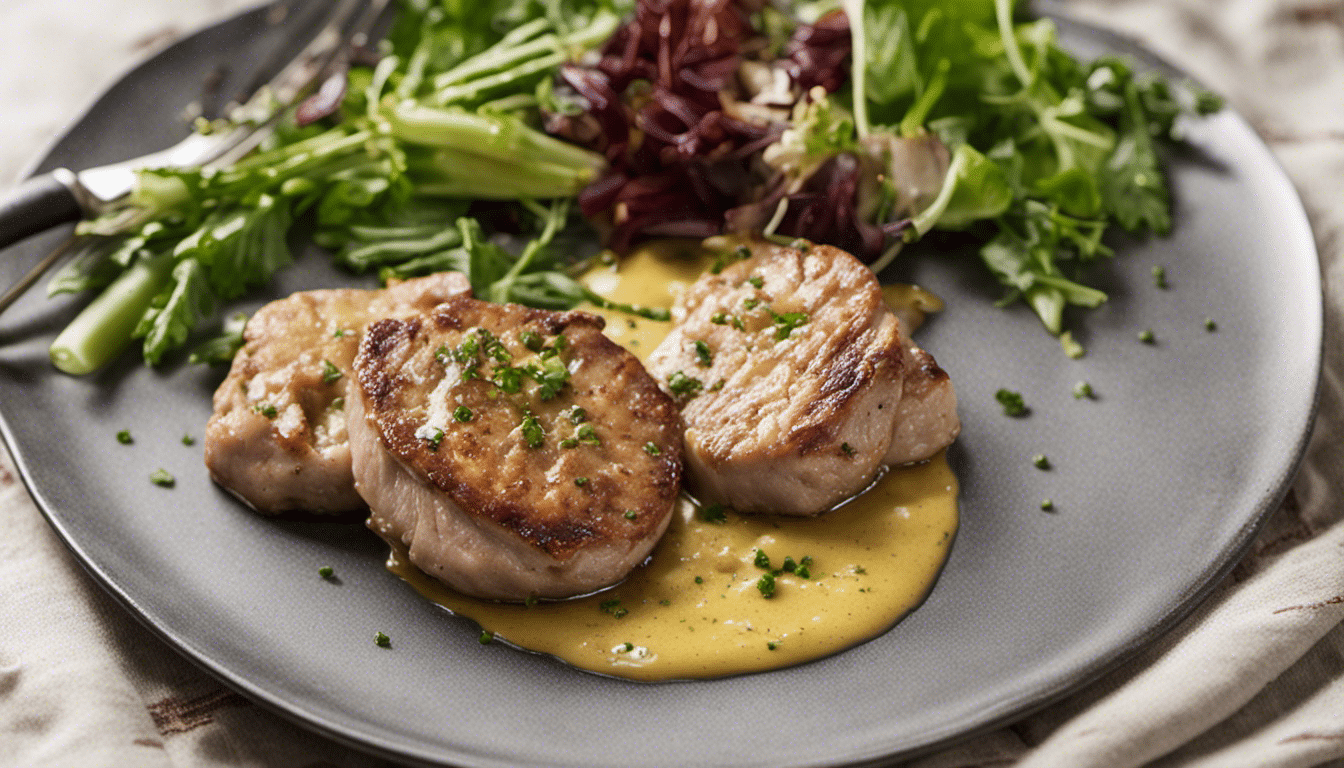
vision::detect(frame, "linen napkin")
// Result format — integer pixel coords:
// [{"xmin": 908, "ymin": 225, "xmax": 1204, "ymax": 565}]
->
[{"xmin": 2, "ymin": 0, "xmax": 1343, "ymax": 766}]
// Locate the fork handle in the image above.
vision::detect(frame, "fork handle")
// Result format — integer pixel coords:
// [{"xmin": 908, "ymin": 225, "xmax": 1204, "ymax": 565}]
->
[{"xmin": 0, "ymin": 171, "xmax": 84, "ymax": 252}]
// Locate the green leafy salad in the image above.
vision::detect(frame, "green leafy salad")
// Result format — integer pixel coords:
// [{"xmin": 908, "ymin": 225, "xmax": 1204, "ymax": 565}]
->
[{"xmin": 46, "ymin": 0, "xmax": 1218, "ymax": 375}]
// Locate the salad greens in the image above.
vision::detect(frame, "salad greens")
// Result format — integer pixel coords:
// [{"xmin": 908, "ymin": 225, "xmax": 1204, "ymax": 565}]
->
[
  {"xmin": 45, "ymin": 0, "xmax": 1217, "ymax": 375},
  {"xmin": 49, "ymin": 0, "xmax": 628, "ymax": 375},
  {"xmin": 816, "ymin": 0, "xmax": 1219, "ymax": 333}
]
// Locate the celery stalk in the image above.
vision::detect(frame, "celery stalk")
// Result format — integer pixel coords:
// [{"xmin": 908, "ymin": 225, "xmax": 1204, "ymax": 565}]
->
[{"xmin": 49, "ymin": 250, "xmax": 174, "ymax": 375}]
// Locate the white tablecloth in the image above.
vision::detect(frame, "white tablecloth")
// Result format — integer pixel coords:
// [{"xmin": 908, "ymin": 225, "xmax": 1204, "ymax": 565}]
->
[{"xmin": 2, "ymin": 1, "xmax": 1343, "ymax": 766}]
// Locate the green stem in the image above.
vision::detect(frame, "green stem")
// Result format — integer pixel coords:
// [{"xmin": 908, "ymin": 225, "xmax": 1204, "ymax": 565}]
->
[
  {"xmin": 900, "ymin": 58, "xmax": 950, "ymax": 137},
  {"xmin": 841, "ymin": 0, "xmax": 870, "ymax": 140},
  {"xmin": 995, "ymin": 0, "xmax": 1033, "ymax": 88},
  {"xmin": 342, "ymin": 226, "xmax": 465, "ymax": 271},
  {"xmin": 433, "ymin": 33, "xmax": 560, "ymax": 89},
  {"xmin": 49, "ymin": 250, "xmax": 174, "ymax": 375},
  {"xmin": 413, "ymin": 148, "xmax": 594, "ymax": 199},
  {"xmin": 489, "ymin": 198, "xmax": 569, "ymax": 303},
  {"xmin": 434, "ymin": 52, "xmax": 566, "ymax": 106},
  {"xmin": 909, "ymin": 144, "xmax": 973, "ymax": 236}
]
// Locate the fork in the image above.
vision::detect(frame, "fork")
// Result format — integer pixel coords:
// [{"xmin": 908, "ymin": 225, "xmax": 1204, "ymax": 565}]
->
[{"xmin": 0, "ymin": 0, "xmax": 393, "ymax": 313}]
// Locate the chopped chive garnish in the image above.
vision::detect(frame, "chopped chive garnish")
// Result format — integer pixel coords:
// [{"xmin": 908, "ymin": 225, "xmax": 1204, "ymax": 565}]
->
[
  {"xmin": 520, "ymin": 415, "xmax": 544, "ymax": 448},
  {"xmin": 181, "ymin": 434, "xmax": 196, "ymax": 446},
  {"xmin": 321, "ymin": 359, "xmax": 342, "ymax": 384},
  {"xmin": 1041, "ymin": 499, "xmax": 1056, "ymax": 511},
  {"xmin": 252, "ymin": 403, "xmax": 278, "ymax": 419},
  {"xmin": 453, "ymin": 405, "xmax": 473, "ymax": 422},
  {"xmin": 374, "ymin": 632, "xmax": 391, "ymax": 648},
  {"xmin": 318, "ymin": 566, "xmax": 334, "ymax": 579},
  {"xmin": 492, "ymin": 365, "xmax": 523, "ymax": 394},
  {"xmin": 667, "ymin": 371, "xmax": 703, "ymax": 397},
  {"xmin": 693, "ymin": 340, "xmax": 713, "ymax": 367},
  {"xmin": 479, "ymin": 631, "xmax": 494, "ymax": 645},
  {"xmin": 710, "ymin": 246, "xmax": 750, "ymax": 274},
  {"xmin": 519, "ymin": 330, "xmax": 543, "ymax": 352},
  {"xmin": 149, "ymin": 469, "xmax": 175, "ymax": 487},
  {"xmin": 576, "ymin": 423, "xmax": 600, "ymax": 446},
  {"xmin": 116, "ymin": 430, "xmax": 132, "ymax": 444},
  {"xmin": 754, "ymin": 549, "xmax": 771, "ymax": 569},
  {"xmin": 1033, "ymin": 454, "xmax": 1051, "ymax": 470},
  {"xmin": 699, "ymin": 504, "xmax": 727, "ymax": 524},
  {"xmin": 575, "ymin": 477, "xmax": 589, "ymax": 487},
  {"xmin": 1152, "ymin": 266, "xmax": 1168, "ymax": 289},
  {"xmin": 1139, "ymin": 329, "xmax": 1156, "ymax": 344},
  {"xmin": 771, "ymin": 311, "xmax": 810, "ymax": 340},
  {"xmin": 747, "ymin": 275, "xmax": 764, "ymax": 289},
  {"xmin": 643, "ymin": 441, "xmax": 661, "ymax": 456},
  {"xmin": 624, "ymin": 509, "xmax": 637, "ymax": 520},
  {"xmin": 796, "ymin": 556, "xmax": 812, "ymax": 579},
  {"xmin": 756, "ymin": 572, "xmax": 776, "ymax": 598},
  {"xmin": 1073, "ymin": 381, "xmax": 1094, "ymax": 399},
  {"xmin": 996, "ymin": 389, "xmax": 1028, "ymax": 417}
]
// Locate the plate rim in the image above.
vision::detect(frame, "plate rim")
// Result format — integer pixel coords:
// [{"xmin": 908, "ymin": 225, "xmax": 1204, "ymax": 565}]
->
[{"xmin": 1, "ymin": 3, "xmax": 1324, "ymax": 766}]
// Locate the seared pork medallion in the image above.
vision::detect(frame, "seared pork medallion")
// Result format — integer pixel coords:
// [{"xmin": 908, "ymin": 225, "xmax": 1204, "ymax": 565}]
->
[
  {"xmin": 645, "ymin": 241, "xmax": 959, "ymax": 516},
  {"xmin": 204, "ymin": 273, "xmax": 470, "ymax": 514},
  {"xmin": 348, "ymin": 295, "xmax": 683, "ymax": 601}
]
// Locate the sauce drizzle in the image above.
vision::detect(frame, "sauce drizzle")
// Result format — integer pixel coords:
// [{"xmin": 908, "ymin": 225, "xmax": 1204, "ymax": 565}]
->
[{"xmin": 386, "ymin": 241, "xmax": 959, "ymax": 680}]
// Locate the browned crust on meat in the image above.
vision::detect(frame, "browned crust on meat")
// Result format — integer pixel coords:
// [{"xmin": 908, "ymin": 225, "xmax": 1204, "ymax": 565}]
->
[
  {"xmin": 356, "ymin": 297, "xmax": 683, "ymax": 560},
  {"xmin": 902, "ymin": 344, "xmax": 951, "ymax": 395},
  {"xmin": 789, "ymin": 318, "xmax": 904, "ymax": 456}
]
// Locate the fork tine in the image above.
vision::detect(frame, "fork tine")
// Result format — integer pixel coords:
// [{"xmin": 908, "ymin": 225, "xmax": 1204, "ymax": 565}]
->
[
  {"xmin": 192, "ymin": 0, "xmax": 379, "ymax": 169},
  {"xmin": 205, "ymin": 0, "xmax": 394, "ymax": 170},
  {"xmin": 0, "ymin": 0, "xmax": 389, "ymax": 316},
  {"xmin": 225, "ymin": 0, "xmax": 368, "ymax": 116},
  {"xmin": 242, "ymin": 0, "xmax": 375, "ymax": 111}
]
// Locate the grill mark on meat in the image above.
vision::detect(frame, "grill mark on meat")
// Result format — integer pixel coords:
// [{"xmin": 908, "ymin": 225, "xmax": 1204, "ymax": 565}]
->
[
  {"xmin": 793, "ymin": 322, "xmax": 904, "ymax": 456},
  {"xmin": 645, "ymin": 240, "xmax": 956, "ymax": 515},
  {"xmin": 359, "ymin": 318, "xmax": 419, "ymax": 410}
]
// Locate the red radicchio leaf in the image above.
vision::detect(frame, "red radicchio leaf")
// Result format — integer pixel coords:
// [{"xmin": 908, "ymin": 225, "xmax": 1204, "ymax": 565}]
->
[
  {"xmin": 783, "ymin": 10, "xmax": 851, "ymax": 94},
  {"xmin": 549, "ymin": 0, "xmax": 867, "ymax": 254},
  {"xmin": 775, "ymin": 153, "xmax": 886, "ymax": 260},
  {"xmin": 295, "ymin": 71, "xmax": 348, "ymax": 127}
]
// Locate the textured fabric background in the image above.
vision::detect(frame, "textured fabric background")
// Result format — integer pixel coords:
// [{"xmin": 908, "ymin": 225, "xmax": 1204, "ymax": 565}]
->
[{"xmin": 1, "ymin": 1, "xmax": 1342, "ymax": 766}]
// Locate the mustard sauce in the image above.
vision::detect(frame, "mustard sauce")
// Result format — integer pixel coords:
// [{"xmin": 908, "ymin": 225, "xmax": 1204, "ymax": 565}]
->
[{"xmin": 386, "ymin": 241, "xmax": 960, "ymax": 680}]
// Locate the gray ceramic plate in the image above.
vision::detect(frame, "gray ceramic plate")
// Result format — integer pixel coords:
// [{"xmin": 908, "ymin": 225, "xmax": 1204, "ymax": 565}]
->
[{"xmin": 0, "ymin": 4, "xmax": 1321, "ymax": 767}]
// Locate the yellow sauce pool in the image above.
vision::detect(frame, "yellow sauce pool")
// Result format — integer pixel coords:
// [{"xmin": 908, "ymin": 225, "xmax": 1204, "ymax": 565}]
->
[{"xmin": 387, "ymin": 241, "xmax": 960, "ymax": 680}]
